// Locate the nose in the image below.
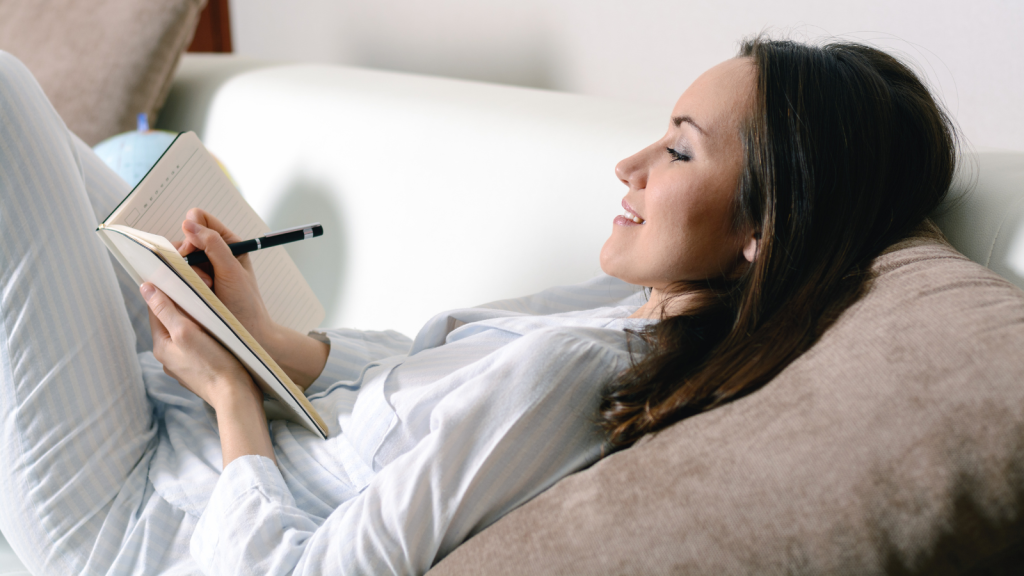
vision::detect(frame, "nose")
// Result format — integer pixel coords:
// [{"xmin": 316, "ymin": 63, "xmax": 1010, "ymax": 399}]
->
[{"xmin": 614, "ymin": 145, "xmax": 651, "ymax": 191}]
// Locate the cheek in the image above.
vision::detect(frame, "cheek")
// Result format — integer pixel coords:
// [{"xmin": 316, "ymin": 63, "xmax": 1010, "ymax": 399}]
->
[
  {"xmin": 652, "ymin": 184, "xmax": 743, "ymax": 277},
  {"xmin": 600, "ymin": 169, "xmax": 744, "ymax": 286},
  {"xmin": 677, "ymin": 164, "xmax": 743, "ymax": 233},
  {"xmin": 665, "ymin": 178, "xmax": 727, "ymax": 227}
]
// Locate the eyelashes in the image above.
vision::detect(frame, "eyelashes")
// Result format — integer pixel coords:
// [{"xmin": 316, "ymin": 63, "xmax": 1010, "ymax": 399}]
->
[{"xmin": 666, "ymin": 147, "xmax": 692, "ymax": 162}]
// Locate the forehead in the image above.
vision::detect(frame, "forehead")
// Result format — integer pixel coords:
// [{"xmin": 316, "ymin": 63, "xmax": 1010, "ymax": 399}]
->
[{"xmin": 671, "ymin": 58, "xmax": 755, "ymax": 141}]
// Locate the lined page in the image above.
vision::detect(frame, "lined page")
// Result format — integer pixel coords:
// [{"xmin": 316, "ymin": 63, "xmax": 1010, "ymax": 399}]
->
[{"xmin": 106, "ymin": 132, "xmax": 324, "ymax": 333}]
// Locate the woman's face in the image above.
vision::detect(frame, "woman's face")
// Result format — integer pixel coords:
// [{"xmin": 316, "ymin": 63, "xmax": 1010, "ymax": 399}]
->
[{"xmin": 600, "ymin": 58, "xmax": 757, "ymax": 292}]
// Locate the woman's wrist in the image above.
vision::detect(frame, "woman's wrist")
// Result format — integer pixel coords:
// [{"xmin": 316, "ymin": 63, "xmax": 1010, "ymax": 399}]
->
[
  {"xmin": 211, "ymin": 378, "xmax": 276, "ymax": 467},
  {"xmin": 208, "ymin": 372, "xmax": 263, "ymax": 413},
  {"xmin": 263, "ymin": 323, "xmax": 330, "ymax": 391}
]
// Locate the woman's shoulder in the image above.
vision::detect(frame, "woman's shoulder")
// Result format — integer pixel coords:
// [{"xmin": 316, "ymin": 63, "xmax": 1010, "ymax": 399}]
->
[
  {"xmin": 440, "ymin": 324, "xmax": 640, "ymax": 417},
  {"xmin": 476, "ymin": 274, "xmax": 646, "ymax": 315},
  {"xmin": 500, "ymin": 320, "xmax": 645, "ymax": 368}
]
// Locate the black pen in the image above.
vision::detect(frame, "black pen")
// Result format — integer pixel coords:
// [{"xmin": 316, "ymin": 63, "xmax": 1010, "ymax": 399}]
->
[{"xmin": 184, "ymin": 223, "xmax": 323, "ymax": 266}]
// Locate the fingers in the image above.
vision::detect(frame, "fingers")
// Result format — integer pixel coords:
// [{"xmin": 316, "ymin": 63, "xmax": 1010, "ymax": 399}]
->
[
  {"xmin": 185, "ymin": 208, "xmax": 243, "ymax": 244},
  {"xmin": 173, "ymin": 237, "xmax": 215, "ymax": 287},
  {"xmin": 194, "ymin": 267, "xmax": 214, "ymax": 288},
  {"xmin": 146, "ymin": 299, "xmax": 170, "ymax": 345},
  {"xmin": 181, "ymin": 209, "xmax": 255, "ymax": 276},
  {"xmin": 176, "ymin": 238, "xmax": 198, "ymax": 258}
]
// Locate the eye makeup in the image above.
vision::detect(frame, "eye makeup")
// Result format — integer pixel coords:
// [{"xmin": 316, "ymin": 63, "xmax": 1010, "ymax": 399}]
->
[{"xmin": 667, "ymin": 147, "xmax": 692, "ymax": 162}]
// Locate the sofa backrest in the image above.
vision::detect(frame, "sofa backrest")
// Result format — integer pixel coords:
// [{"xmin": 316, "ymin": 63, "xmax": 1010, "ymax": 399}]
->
[{"xmin": 933, "ymin": 151, "xmax": 1024, "ymax": 290}]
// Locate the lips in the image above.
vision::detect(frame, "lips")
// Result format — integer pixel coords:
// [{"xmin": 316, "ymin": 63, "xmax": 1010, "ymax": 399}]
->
[{"xmin": 621, "ymin": 199, "xmax": 645, "ymax": 224}]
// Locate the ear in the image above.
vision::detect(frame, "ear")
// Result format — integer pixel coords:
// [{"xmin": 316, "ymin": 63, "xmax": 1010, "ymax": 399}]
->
[{"xmin": 742, "ymin": 231, "xmax": 759, "ymax": 263}]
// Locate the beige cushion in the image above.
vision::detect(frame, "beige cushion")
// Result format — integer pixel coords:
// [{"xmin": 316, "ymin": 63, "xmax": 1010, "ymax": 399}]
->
[
  {"xmin": 430, "ymin": 224, "xmax": 1024, "ymax": 575},
  {"xmin": 0, "ymin": 0, "xmax": 205, "ymax": 145}
]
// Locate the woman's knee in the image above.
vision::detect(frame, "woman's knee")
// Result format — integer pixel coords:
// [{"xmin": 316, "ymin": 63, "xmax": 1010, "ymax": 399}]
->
[{"xmin": 0, "ymin": 51, "xmax": 42, "ymax": 100}]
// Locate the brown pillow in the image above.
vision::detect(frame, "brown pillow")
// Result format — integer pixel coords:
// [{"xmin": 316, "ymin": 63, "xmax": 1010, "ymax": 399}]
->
[
  {"xmin": 430, "ymin": 224, "xmax": 1024, "ymax": 575},
  {"xmin": 0, "ymin": 0, "xmax": 205, "ymax": 145}
]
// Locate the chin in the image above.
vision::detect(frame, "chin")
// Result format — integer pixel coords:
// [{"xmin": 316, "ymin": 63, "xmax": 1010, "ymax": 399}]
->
[
  {"xmin": 600, "ymin": 263, "xmax": 643, "ymax": 288},
  {"xmin": 598, "ymin": 244, "xmax": 624, "ymax": 280},
  {"xmin": 600, "ymin": 238, "xmax": 651, "ymax": 287}
]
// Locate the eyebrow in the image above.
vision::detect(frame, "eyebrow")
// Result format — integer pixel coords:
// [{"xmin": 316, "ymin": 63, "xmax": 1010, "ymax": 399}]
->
[{"xmin": 672, "ymin": 115, "xmax": 707, "ymax": 136}]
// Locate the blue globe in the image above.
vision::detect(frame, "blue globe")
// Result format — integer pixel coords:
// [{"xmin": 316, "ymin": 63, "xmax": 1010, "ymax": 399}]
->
[{"xmin": 93, "ymin": 129, "xmax": 179, "ymax": 189}]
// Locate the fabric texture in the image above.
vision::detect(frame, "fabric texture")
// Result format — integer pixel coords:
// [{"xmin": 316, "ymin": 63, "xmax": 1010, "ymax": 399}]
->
[
  {"xmin": 429, "ymin": 224, "xmax": 1024, "ymax": 575},
  {"xmin": 0, "ymin": 0, "xmax": 206, "ymax": 146}
]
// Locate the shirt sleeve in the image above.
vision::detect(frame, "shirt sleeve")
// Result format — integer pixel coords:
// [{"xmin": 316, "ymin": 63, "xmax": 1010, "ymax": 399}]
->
[
  {"xmin": 305, "ymin": 328, "xmax": 413, "ymax": 396},
  {"xmin": 191, "ymin": 328, "xmax": 631, "ymax": 575}
]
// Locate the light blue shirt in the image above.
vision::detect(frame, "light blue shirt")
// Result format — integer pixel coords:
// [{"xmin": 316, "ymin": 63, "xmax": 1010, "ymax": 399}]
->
[{"xmin": 143, "ymin": 276, "xmax": 650, "ymax": 575}]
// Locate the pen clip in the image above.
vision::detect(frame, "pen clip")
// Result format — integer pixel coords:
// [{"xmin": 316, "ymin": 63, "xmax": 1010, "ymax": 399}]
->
[{"xmin": 265, "ymin": 223, "xmax": 321, "ymax": 237}]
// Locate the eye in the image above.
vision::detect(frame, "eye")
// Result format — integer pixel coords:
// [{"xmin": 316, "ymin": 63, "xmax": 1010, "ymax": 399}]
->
[{"xmin": 667, "ymin": 147, "xmax": 691, "ymax": 162}]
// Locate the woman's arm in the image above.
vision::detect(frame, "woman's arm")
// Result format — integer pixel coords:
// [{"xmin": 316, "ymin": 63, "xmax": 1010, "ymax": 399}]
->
[
  {"xmin": 176, "ymin": 208, "xmax": 329, "ymax": 391},
  {"xmin": 262, "ymin": 324, "xmax": 330, "ymax": 391},
  {"xmin": 215, "ymin": 386, "xmax": 277, "ymax": 467}
]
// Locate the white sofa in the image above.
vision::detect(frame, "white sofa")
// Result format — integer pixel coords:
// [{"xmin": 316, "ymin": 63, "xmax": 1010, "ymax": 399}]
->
[
  {"xmin": 1, "ymin": 53, "xmax": 1022, "ymax": 574},
  {"xmin": 154, "ymin": 54, "xmax": 671, "ymax": 338}
]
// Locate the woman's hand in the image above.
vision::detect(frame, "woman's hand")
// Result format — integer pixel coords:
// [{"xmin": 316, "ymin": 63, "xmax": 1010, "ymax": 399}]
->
[
  {"xmin": 143, "ymin": 282, "xmax": 276, "ymax": 466},
  {"xmin": 143, "ymin": 281, "xmax": 254, "ymax": 409},
  {"xmin": 177, "ymin": 208, "xmax": 329, "ymax": 390},
  {"xmin": 177, "ymin": 208, "xmax": 275, "ymax": 346}
]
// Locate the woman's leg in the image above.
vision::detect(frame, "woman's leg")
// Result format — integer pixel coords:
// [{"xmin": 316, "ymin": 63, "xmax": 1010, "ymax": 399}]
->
[
  {"xmin": 75, "ymin": 132, "xmax": 154, "ymax": 353},
  {"xmin": 0, "ymin": 52, "xmax": 156, "ymax": 574}
]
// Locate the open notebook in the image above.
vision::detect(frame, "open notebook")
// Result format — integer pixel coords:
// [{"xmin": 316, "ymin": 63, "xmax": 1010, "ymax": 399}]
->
[{"xmin": 97, "ymin": 131, "xmax": 328, "ymax": 438}]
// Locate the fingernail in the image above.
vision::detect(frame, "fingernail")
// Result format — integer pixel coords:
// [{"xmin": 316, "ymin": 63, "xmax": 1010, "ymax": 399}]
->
[
  {"xmin": 183, "ymin": 219, "xmax": 200, "ymax": 233},
  {"xmin": 140, "ymin": 283, "xmax": 155, "ymax": 301}
]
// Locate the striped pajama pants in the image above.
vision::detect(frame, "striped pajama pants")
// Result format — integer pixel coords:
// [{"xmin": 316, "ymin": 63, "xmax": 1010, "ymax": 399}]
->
[{"xmin": 0, "ymin": 52, "xmax": 200, "ymax": 574}]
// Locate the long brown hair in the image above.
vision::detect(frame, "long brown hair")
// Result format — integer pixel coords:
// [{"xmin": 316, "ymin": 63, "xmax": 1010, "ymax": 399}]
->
[{"xmin": 600, "ymin": 37, "xmax": 959, "ymax": 448}]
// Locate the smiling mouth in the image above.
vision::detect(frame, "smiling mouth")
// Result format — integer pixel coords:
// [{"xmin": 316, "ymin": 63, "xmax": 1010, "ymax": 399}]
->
[{"xmin": 621, "ymin": 200, "xmax": 646, "ymax": 224}]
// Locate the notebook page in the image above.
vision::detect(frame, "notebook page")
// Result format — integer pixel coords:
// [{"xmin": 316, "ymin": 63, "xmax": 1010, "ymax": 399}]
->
[{"xmin": 106, "ymin": 132, "xmax": 324, "ymax": 333}]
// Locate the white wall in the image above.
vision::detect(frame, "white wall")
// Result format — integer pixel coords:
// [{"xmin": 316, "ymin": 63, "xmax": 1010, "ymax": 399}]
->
[{"xmin": 229, "ymin": 0, "xmax": 1023, "ymax": 152}]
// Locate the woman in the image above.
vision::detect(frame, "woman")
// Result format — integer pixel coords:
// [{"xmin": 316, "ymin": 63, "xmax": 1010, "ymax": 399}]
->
[{"xmin": 0, "ymin": 36, "xmax": 955, "ymax": 574}]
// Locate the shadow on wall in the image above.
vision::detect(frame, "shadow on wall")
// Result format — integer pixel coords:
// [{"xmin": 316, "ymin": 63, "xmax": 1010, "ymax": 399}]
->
[{"xmin": 267, "ymin": 176, "xmax": 345, "ymax": 326}]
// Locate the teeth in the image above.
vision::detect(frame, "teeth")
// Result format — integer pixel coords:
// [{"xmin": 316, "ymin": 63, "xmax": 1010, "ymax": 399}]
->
[{"xmin": 622, "ymin": 208, "xmax": 645, "ymax": 224}]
